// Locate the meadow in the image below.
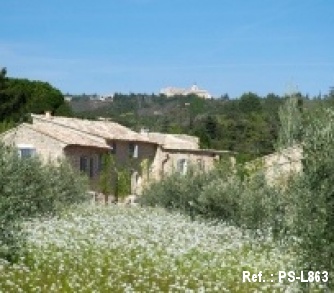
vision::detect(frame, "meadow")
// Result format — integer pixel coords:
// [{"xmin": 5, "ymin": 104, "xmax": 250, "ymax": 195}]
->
[{"xmin": 0, "ymin": 204, "xmax": 325, "ymax": 293}]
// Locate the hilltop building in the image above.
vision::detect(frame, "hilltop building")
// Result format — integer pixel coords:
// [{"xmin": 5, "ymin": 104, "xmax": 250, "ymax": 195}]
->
[{"xmin": 160, "ymin": 84, "xmax": 212, "ymax": 99}]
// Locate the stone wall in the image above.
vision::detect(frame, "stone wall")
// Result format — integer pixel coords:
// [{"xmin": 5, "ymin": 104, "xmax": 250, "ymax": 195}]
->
[
  {"xmin": 247, "ymin": 146, "xmax": 303, "ymax": 186},
  {"xmin": 153, "ymin": 148, "xmax": 220, "ymax": 178},
  {"xmin": 264, "ymin": 146, "xmax": 303, "ymax": 185},
  {"xmin": 1, "ymin": 124, "xmax": 65, "ymax": 162}
]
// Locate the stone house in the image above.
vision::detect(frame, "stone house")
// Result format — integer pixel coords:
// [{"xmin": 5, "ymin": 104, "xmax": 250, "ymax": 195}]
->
[{"xmin": 1, "ymin": 113, "xmax": 233, "ymax": 195}]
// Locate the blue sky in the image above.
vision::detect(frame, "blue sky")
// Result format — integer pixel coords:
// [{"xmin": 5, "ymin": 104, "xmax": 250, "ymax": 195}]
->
[{"xmin": 1, "ymin": 0, "xmax": 333, "ymax": 98}]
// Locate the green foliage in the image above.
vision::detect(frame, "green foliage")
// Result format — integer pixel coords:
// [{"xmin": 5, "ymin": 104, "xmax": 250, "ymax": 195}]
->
[
  {"xmin": 72, "ymin": 91, "xmax": 288, "ymax": 158},
  {"xmin": 98, "ymin": 154, "xmax": 131, "ymax": 201},
  {"xmin": 54, "ymin": 102, "xmax": 74, "ymax": 117},
  {"xmin": 141, "ymin": 161, "xmax": 283, "ymax": 234},
  {"xmin": 141, "ymin": 166, "xmax": 207, "ymax": 214},
  {"xmin": 98, "ymin": 154, "xmax": 115, "ymax": 196},
  {"xmin": 0, "ymin": 120, "xmax": 15, "ymax": 134},
  {"xmin": 204, "ymin": 115, "xmax": 218, "ymax": 139},
  {"xmin": 143, "ymin": 101, "xmax": 334, "ymax": 289},
  {"xmin": 0, "ymin": 68, "xmax": 71, "ymax": 125},
  {"xmin": 296, "ymin": 108, "xmax": 334, "ymax": 277},
  {"xmin": 46, "ymin": 160, "xmax": 89, "ymax": 211},
  {"xmin": 192, "ymin": 127, "xmax": 212, "ymax": 149},
  {"xmin": 274, "ymin": 98, "xmax": 334, "ymax": 283},
  {"xmin": 0, "ymin": 143, "xmax": 88, "ymax": 261},
  {"xmin": 116, "ymin": 167, "xmax": 131, "ymax": 199},
  {"xmin": 276, "ymin": 96, "xmax": 303, "ymax": 150},
  {"xmin": 239, "ymin": 92, "xmax": 262, "ymax": 114}
]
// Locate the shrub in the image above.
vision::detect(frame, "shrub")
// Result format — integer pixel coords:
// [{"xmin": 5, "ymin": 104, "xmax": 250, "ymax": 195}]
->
[
  {"xmin": 195, "ymin": 176, "xmax": 242, "ymax": 223},
  {"xmin": 142, "ymin": 160, "xmax": 284, "ymax": 234},
  {"xmin": 296, "ymin": 108, "xmax": 334, "ymax": 280},
  {"xmin": 99, "ymin": 154, "xmax": 115, "ymax": 196},
  {"xmin": 98, "ymin": 154, "xmax": 133, "ymax": 202},
  {"xmin": 238, "ymin": 173, "xmax": 284, "ymax": 236},
  {"xmin": 0, "ymin": 143, "xmax": 88, "ymax": 261},
  {"xmin": 141, "ymin": 165, "xmax": 213, "ymax": 216},
  {"xmin": 116, "ymin": 167, "xmax": 131, "ymax": 200},
  {"xmin": 275, "ymin": 104, "xmax": 334, "ymax": 287},
  {"xmin": 268, "ymin": 97, "xmax": 334, "ymax": 288}
]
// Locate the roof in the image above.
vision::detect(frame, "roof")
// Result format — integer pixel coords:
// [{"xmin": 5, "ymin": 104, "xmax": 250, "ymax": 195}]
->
[
  {"xmin": 21, "ymin": 123, "xmax": 110, "ymax": 149},
  {"xmin": 144, "ymin": 132, "xmax": 199, "ymax": 150},
  {"xmin": 31, "ymin": 114, "xmax": 155, "ymax": 144},
  {"xmin": 2, "ymin": 114, "xmax": 234, "ymax": 156}
]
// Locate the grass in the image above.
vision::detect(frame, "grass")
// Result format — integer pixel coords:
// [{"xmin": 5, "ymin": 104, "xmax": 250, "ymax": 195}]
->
[{"xmin": 0, "ymin": 204, "xmax": 326, "ymax": 292}]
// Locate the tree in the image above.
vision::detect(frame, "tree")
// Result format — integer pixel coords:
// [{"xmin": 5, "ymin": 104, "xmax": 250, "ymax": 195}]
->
[
  {"xmin": 296, "ymin": 108, "xmax": 334, "ymax": 284},
  {"xmin": 204, "ymin": 115, "xmax": 218, "ymax": 139},
  {"xmin": 276, "ymin": 96, "xmax": 303, "ymax": 150},
  {"xmin": 99, "ymin": 154, "xmax": 115, "ymax": 204},
  {"xmin": 192, "ymin": 126, "xmax": 211, "ymax": 149},
  {"xmin": 239, "ymin": 92, "xmax": 262, "ymax": 114},
  {"xmin": 0, "ymin": 143, "xmax": 88, "ymax": 262},
  {"xmin": 219, "ymin": 93, "xmax": 230, "ymax": 101},
  {"xmin": 0, "ymin": 67, "xmax": 7, "ymax": 88},
  {"xmin": 54, "ymin": 102, "xmax": 74, "ymax": 117},
  {"xmin": 0, "ymin": 71, "xmax": 69, "ymax": 125},
  {"xmin": 161, "ymin": 116, "xmax": 171, "ymax": 133},
  {"xmin": 116, "ymin": 167, "xmax": 131, "ymax": 200}
]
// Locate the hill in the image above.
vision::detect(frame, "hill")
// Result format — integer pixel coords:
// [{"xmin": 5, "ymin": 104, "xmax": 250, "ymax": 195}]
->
[{"xmin": 70, "ymin": 92, "xmax": 286, "ymax": 160}]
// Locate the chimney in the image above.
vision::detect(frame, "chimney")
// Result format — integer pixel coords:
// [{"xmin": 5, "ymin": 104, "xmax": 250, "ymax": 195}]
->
[{"xmin": 45, "ymin": 111, "xmax": 52, "ymax": 119}]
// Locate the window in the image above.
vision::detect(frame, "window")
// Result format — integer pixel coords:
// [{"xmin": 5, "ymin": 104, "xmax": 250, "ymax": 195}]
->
[
  {"xmin": 177, "ymin": 158, "xmax": 188, "ymax": 175},
  {"xmin": 19, "ymin": 148, "xmax": 36, "ymax": 158},
  {"xmin": 110, "ymin": 142, "xmax": 117, "ymax": 154},
  {"xmin": 98, "ymin": 154, "xmax": 103, "ymax": 172},
  {"xmin": 80, "ymin": 156, "xmax": 88, "ymax": 173},
  {"xmin": 89, "ymin": 157, "xmax": 94, "ymax": 178},
  {"xmin": 129, "ymin": 143, "xmax": 138, "ymax": 158},
  {"xmin": 18, "ymin": 144, "xmax": 36, "ymax": 158},
  {"xmin": 80, "ymin": 156, "xmax": 95, "ymax": 178}
]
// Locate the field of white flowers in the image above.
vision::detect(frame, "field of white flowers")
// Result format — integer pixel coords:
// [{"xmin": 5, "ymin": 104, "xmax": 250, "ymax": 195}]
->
[{"xmin": 0, "ymin": 204, "xmax": 323, "ymax": 292}]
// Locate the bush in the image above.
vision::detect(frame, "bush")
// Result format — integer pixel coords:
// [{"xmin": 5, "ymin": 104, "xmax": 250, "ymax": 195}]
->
[
  {"xmin": 141, "ymin": 166, "xmax": 213, "ymax": 216},
  {"xmin": 297, "ymin": 108, "xmax": 334, "ymax": 280},
  {"xmin": 142, "ymin": 161, "xmax": 284, "ymax": 234},
  {"xmin": 0, "ymin": 143, "xmax": 88, "ymax": 261}
]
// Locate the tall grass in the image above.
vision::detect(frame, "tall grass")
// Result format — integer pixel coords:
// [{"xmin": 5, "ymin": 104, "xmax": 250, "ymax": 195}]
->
[{"xmin": 0, "ymin": 205, "xmax": 309, "ymax": 292}]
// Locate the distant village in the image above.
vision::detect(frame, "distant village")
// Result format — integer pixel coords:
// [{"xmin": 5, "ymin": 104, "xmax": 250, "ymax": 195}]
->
[
  {"xmin": 64, "ymin": 93, "xmax": 114, "ymax": 102},
  {"xmin": 64, "ymin": 84, "xmax": 212, "ymax": 102}
]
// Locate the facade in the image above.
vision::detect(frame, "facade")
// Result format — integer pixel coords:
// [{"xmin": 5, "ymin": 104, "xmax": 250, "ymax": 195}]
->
[
  {"xmin": 1, "ymin": 113, "xmax": 232, "ymax": 196},
  {"xmin": 160, "ymin": 84, "xmax": 212, "ymax": 99},
  {"xmin": 246, "ymin": 146, "xmax": 303, "ymax": 186},
  {"xmin": 262, "ymin": 146, "xmax": 302, "ymax": 185}
]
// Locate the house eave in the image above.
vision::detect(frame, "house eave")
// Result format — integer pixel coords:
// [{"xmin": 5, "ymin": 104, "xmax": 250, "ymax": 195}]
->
[
  {"xmin": 63, "ymin": 144, "xmax": 111, "ymax": 150},
  {"xmin": 162, "ymin": 147, "xmax": 236, "ymax": 156}
]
